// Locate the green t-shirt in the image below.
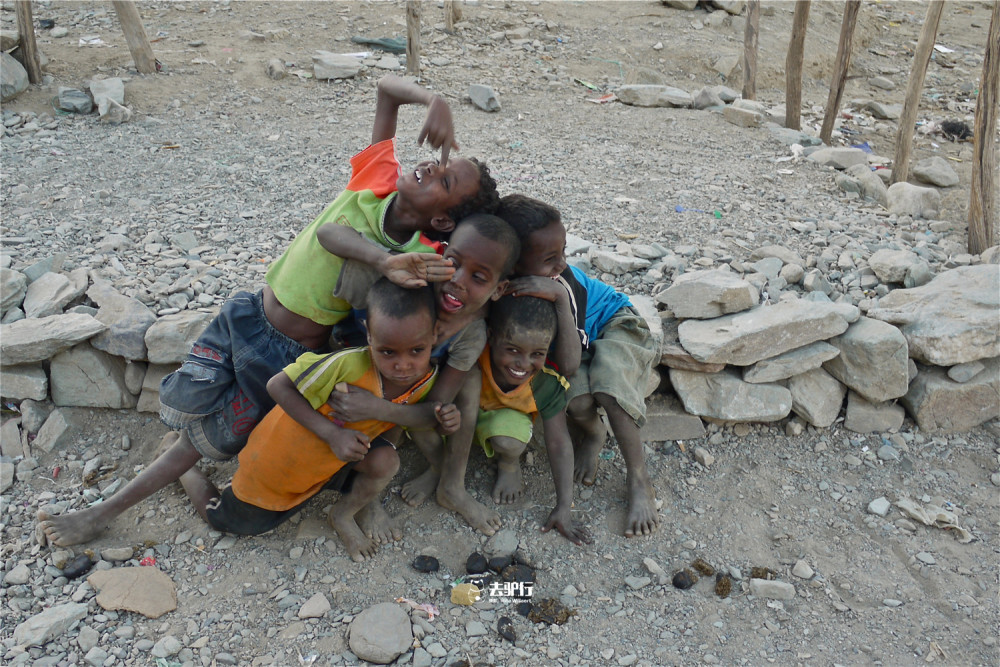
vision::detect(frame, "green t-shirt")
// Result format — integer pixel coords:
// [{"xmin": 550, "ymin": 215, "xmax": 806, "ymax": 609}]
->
[{"xmin": 265, "ymin": 139, "xmax": 441, "ymax": 325}]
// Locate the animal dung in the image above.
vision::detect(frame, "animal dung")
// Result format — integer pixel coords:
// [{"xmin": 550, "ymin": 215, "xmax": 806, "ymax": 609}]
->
[
  {"xmin": 715, "ymin": 573, "xmax": 732, "ymax": 598},
  {"xmin": 466, "ymin": 551, "xmax": 489, "ymax": 574},
  {"xmin": 412, "ymin": 555, "xmax": 440, "ymax": 573},
  {"xmin": 488, "ymin": 555, "xmax": 513, "ymax": 572},
  {"xmin": 527, "ymin": 598, "xmax": 576, "ymax": 625},
  {"xmin": 61, "ymin": 554, "xmax": 95, "ymax": 580},
  {"xmin": 672, "ymin": 569, "xmax": 698, "ymax": 590},
  {"xmin": 750, "ymin": 566, "xmax": 776, "ymax": 581},
  {"xmin": 691, "ymin": 558, "xmax": 716, "ymax": 576},
  {"xmin": 497, "ymin": 616, "xmax": 516, "ymax": 642}
]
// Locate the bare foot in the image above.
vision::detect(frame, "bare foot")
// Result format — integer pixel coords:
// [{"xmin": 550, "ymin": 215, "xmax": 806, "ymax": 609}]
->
[
  {"xmin": 492, "ymin": 461, "xmax": 524, "ymax": 505},
  {"xmin": 328, "ymin": 506, "xmax": 379, "ymax": 562},
  {"xmin": 36, "ymin": 508, "xmax": 106, "ymax": 547},
  {"xmin": 437, "ymin": 485, "xmax": 501, "ymax": 535},
  {"xmin": 401, "ymin": 467, "xmax": 439, "ymax": 507},
  {"xmin": 356, "ymin": 500, "xmax": 403, "ymax": 544},
  {"xmin": 623, "ymin": 470, "xmax": 659, "ymax": 538},
  {"xmin": 573, "ymin": 434, "xmax": 606, "ymax": 486}
]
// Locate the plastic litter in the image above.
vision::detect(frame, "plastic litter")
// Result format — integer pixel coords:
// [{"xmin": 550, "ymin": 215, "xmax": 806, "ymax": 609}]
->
[
  {"xmin": 573, "ymin": 78, "xmax": 600, "ymax": 91},
  {"xmin": 851, "ymin": 141, "xmax": 873, "ymax": 154},
  {"xmin": 451, "ymin": 583, "xmax": 481, "ymax": 605},
  {"xmin": 587, "ymin": 94, "xmax": 617, "ymax": 104},
  {"xmin": 894, "ymin": 497, "xmax": 973, "ymax": 543},
  {"xmin": 350, "ymin": 36, "xmax": 406, "ymax": 54},
  {"xmin": 139, "ymin": 556, "xmax": 156, "ymax": 567},
  {"xmin": 395, "ymin": 597, "xmax": 440, "ymax": 620}
]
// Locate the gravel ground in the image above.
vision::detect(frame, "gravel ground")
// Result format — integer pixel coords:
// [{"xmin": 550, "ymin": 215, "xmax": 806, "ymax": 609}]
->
[{"xmin": 2, "ymin": 2, "xmax": 998, "ymax": 666}]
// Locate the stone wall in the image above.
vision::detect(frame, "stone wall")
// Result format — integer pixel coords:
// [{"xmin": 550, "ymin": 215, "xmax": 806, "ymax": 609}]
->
[{"xmin": 1, "ymin": 252, "xmax": 998, "ymax": 481}]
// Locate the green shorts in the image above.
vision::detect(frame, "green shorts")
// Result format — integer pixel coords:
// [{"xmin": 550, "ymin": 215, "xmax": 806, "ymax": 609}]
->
[
  {"xmin": 474, "ymin": 408, "xmax": 533, "ymax": 457},
  {"xmin": 565, "ymin": 306, "xmax": 657, "ymax": 428}
]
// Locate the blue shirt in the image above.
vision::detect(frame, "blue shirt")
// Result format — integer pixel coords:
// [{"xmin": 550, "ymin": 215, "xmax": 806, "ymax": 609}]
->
[{"xmin": 566, "ymin": 266, "xmax": 631, "ymax": 346}]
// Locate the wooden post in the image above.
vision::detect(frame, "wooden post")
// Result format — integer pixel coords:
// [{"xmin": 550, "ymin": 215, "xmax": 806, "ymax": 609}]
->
[
  {"xmin": 444, "ymin": 0, "xmax": 459, "ymax": 32},
  {"xmin": 406, "ymin": 0, "xmax": 420, "ymax": 76},
  {"xmin": 14, "ymin": 1, "xmax": 42, "ymax": 84},
  {"xmin": 819, "ymin": 0, "xmax": 861, "ymax": 145},
  {"xmin": 785, "ymin": 0, "xmax": 811, "ymax": 130},
  {"xmin": 890, "ymin": 0, "xmax": 945, "ymax": 185},
  {"xmin": 742, "ymin": 0, "xmax": 760, "ymax": 101},
  {"xmin": 111, "ymin": 0, "xmax": 156, "ymax": 74},
  {"xmin": 969, "ymin": 0, "xmax": 1000, "ymax": 254}
]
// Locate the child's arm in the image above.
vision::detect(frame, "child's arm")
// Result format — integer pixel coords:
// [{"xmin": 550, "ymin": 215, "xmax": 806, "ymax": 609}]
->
[
  {"xmin": 539, "ymin": 410, "xmax": 592, "ymax": 545},
  {"xmin": 267, "ymin": 373, "xmax": 370, "ymax": 462},
  {"xmin": 507, "ymin": 276, "xmax": 582, "ymax": 376},
  {"xmin": 372, "ymin": 74, "xmax": 459, "ymax": 166},
  {"xmin": 317, "ymin": 224, "xmax": 455, "ymax": 288},
  {"xmin": 325, "ymin": 364, "xmax": 468, "ymax": 434}
]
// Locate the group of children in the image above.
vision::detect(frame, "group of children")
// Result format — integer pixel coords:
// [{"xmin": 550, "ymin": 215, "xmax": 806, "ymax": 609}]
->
[{"xmin": 37, "ymin": 75, "xmax": 660, "ymax": 561}]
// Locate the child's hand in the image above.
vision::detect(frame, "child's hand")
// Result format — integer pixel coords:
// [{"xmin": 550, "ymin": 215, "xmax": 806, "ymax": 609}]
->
[
  {"xmin": 326, "ymin": 383, "xmax": 380, "ymax": 422},
  {"xmin": 433, "ymin": 402, "xmax": 461, "ymax": 435},
  {"xmin": 326, "ymin": 428, "xmax": 370, "ymax": 462},
  {"xmin": 381, "ymin": 253, "xmax": 456, "ymax": 287},
  {"xmin": 505, "ymin": 276, "xmax": 564, "ymax": 302},
  {"xmin": 418, "ymin": 95, "xmax": 459, "ymax": 167},
  {"xmin": 541, "ymin": 507, "xmax": 592, "ymax": 546}
]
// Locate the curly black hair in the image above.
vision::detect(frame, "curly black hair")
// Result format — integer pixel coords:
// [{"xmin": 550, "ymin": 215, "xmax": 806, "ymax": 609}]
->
[
  {"xmin": 489, "ymin": 294, "xmax": 557, "ymax": 342},
  {"xmin": 494, "ymin": 193, "xmax": 561, "ymax": 247},
  {"xmin": 457, "ymin": 213, "xmax": 521, "ymax": 277},
  {"xmin": 445, "ymin": 157, "xmax": 500, "ymax": 222},
  {"xmin": 368, "ymin": 277, "xmax": 435, "ymax": 322}
]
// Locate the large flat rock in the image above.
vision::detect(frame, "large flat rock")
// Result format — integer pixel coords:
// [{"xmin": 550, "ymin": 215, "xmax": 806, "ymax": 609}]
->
[
  {"xmin": 743, "ymin": 341, "xmax": 840, "ymax": 384},
  {"xmin": 0, "ymin": 313, "xmax": 107, "ymax": 365},
  {"xmin": 867, "ymin": 265, "xmax": 999, "ymax": 366},
  {"xmin": 669, "ymin": 367, "xmax": 791, "ymax": 422},
  {"xmin": 823, "ymin": 317, "xmax": 909, "ymax": 403},
  {"xmin": 788, "ymin": 368, "xmax": 846, "ymax": 428},
  {"xmin": 655, "ymin": 269, "xmax": 757, "ymax": 319},
  {"xmin": 50, "ymin": 344, "xmax": 138, "ymax": 409},
  {"xmin": 901, "ymin": 359, "xmax": 999, "ymax": 433},
  {"xmin": 88, "ymin": 567, "xmax": 177, "ymax": 619},
  {"xmin": 677, "ymin": 299, "xmax": 850, "ymax": 366},
  {"xmin": 641, "ymin": 393, "xmax": 706, "ymax": 441}
]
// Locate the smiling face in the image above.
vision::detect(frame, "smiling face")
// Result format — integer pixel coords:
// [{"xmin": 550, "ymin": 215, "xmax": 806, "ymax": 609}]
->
[
  {"xmin": 515, "ymin": 220, "xmax": 567, "ymax": 278},
  {"xmin": 392, "ymin": 157, "xmax": 482, "ymax": 233},
  {"xmin": 488, "ymin": 325, "xmax": 554, "ymax": 393},
  {"xmin": 366, "ymin": 308, "xmax": 436, "ymax": 395},
  {"xmin": 434, "ymin": 224, "xmax": 509, "ymax": 320}
]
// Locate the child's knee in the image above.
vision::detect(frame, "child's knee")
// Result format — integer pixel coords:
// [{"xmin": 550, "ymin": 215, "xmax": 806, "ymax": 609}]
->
[
  {"xmin": 593, "ymin": 392, "xmax": 619, "ymax": 412},
  {"xmin": 567, "ymin": 393, "xmax": 596, "ymax": 420},
  {"xmin": 489, "ymin": 436, "xmax": 527, "ymax": 459},
  {"xmin": 363, "ymin": 445, "xmax": 400, "ymax": 478}
]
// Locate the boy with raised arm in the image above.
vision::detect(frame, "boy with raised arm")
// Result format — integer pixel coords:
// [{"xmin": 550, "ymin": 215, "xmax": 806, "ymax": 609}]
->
[
  {"xmin": 38, "ymin": 75, "xmax": 499, "ymax": 547},
  {"xmin": 178, "ymin": 280, "xmax": 456, "ymax": 562},
  {"xmin": 497, "ymin": 194, "xmax": 660, "ymax": 538}
]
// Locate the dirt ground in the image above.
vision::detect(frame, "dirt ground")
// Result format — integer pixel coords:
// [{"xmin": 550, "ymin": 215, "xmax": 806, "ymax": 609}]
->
[{"xmin": 2, "ymin": 1, "xmax": 998, "ymax": 666}]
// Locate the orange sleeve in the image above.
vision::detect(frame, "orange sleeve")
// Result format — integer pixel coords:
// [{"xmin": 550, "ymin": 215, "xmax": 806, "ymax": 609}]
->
[{"xmin": 347, "ymin": 139, "xmax": 401, "ymax": 198}]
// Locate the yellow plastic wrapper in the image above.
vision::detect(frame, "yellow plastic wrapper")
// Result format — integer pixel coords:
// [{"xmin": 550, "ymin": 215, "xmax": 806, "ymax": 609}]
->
[{"xmin": 450, "ymin": 583, "xmax": 481, "ymax": 605}]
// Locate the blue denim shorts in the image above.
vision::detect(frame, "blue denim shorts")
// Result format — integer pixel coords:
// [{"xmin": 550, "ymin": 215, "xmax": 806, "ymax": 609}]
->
[{"xmin": 159, "ymin": 290, "xmax": 324, "ymax": 461}]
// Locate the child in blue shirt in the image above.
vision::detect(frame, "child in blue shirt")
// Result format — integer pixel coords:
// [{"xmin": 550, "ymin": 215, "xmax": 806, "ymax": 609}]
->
[{"xmin": 497, "ymin": 194, "xmax": 660, "ymax": 538}]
